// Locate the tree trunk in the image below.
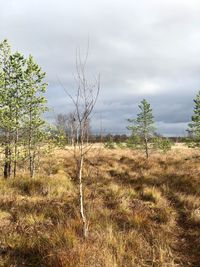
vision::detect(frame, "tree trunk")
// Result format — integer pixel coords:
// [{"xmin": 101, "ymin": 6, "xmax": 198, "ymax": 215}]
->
[
  {"xmin": 78, "ymin": 155, "xmax": 88, "ymax": 238},
  {"xmin": 13, "ymin": 129, "xmax": 18, "ymax": 178},
  {"xmin": 4, "ymin": 146, "xmax": 11, "ymax": 178},
  {"xmin": 144, "ymin": 137, "xmax": 149, "ymax": 159},
  {"xmin": 4, "ymin": 146, "xmax": 9, "ymax": 179},
  {"xmin": 28, "ymin": 109, "xmax": 35, "ymax": 178},
  {"xmin": 29, "ymin": 154, "xmax": 33, "ymax": 178},
  {"xmin": 29, "ymin": 151, "xmax": 35, "ymax": 178},
  {"xmin": 4, "ymin": 131, "xmax": 12, "ymax": 179}
]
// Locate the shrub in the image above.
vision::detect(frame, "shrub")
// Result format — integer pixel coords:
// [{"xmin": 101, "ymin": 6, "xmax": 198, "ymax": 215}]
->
[
  {"xmin": 153, "ymin": 137, "xmax": 173, "ymax": 153},
  {"xmin": 104, "ymin": 141, "xmax": 116, "ymax": 149}
]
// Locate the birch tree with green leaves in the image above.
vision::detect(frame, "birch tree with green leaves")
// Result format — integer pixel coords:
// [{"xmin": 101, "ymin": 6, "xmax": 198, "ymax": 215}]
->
[{"xmin": 127, "ymin": 99, "xmax": 155, "ymax": 158}]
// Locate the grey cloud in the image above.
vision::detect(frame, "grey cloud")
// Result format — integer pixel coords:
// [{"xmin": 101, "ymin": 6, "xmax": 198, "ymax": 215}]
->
[{"xmin": 0, "ymin": 0, "xmax": 200, "ymax": 135}]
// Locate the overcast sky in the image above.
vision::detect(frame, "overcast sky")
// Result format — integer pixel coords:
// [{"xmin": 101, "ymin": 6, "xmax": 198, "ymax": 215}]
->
[{"xmin": 1, "ymin": 0, "xmax": 200, "ymax": 136}]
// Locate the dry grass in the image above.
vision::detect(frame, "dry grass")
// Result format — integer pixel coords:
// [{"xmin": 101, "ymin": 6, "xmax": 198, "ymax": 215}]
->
[{"xmin": 0, "ymin": 146, "xmax": 199, "ymax": 266}]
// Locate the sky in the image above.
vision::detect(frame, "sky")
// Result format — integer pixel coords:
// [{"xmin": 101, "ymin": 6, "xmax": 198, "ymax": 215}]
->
[{"xmin": 0, "ymin": 0, "xmax": 200, "ymax": 136}]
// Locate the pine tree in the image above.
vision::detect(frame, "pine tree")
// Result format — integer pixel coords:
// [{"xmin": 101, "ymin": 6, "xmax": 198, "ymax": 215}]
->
[
  {"xmin": 0, "ymin": 40, "xmax": 48, "ymax": 178},
  {"xmin": 128, "ymin": 99, "xmax": 155, "ymax": 158},
  {"xmin": 0, "ymin": 39, "xmax": 13, "ymax": 178},
  {"xmin": 23, "ymin": 55, "xmax": 48, "ymax": 178},
  {"xmin": 0, "ymin": 41, "xmax": 28, "ymax": 178},
  {"xmin": 187, "ymin": 90, "xmax": 200, "ymax": 147},
  {"xmin": 10, "ymin": 52, "xmax": 26, "ymax": 177}
]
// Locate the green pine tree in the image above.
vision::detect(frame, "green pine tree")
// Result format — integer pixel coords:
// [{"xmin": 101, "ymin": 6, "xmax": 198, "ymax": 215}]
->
[
  {"xmin": 187, "ymin": 90, "xmax": 200, "ymax": 147},
  {"xmin": 0, "ymin": 39, "xmax": 14, "ymax": 178},
  {"xmin": 23, "ymin": 55, "xmax": 48, "ymax": 178},
  {"xmin": 0, "ymin": 40, "xmax": 48, "ymax": 178},
  {"xmin": 127, "ymin": 99, "xmax": 155, "ymax": 158},
  {"xmin": 9, "ymin": 52, "xmax": 26, "ymax": 177}
]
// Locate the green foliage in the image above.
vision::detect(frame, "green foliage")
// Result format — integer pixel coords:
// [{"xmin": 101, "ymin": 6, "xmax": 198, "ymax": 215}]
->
[
  {"xmin": 126, "ymin": 125, "xmax": 142, "ymax": 149},
  {"xmin": 22, "ymin": 55, "xmax": 48, "ymax": 177},
  {"xmin": 187, "ymin": 91, "xmax": 200, "ymax": 147},
  {"xmin": 153, "ymin": 137, "xmax": 173, "ymax": 153},
  {"xmin": 116, "ymin": 142, "xmax": 128, "ymax": 149},
  {"xmin": 53, "ymin": 130, "xmax": 69, "ymax": 148},
  {"xmin": 104, "ymin": 141, "xmax": 132, "ymax": 149},
  {"xmin": 104, "ymin": 140, "xmax": 116, "ymax": 149},
  {"xmin": 0, "ymin": 39, "xmax": 48, "ymax": 178},
  {"xmin": 127, "ymin": 99, "xmax": 155, "ymax": 157}
]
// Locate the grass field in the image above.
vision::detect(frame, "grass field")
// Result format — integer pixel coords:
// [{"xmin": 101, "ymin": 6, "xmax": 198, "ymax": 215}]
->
[{"xmin": 0, "ymin": 146, "xmax": 199, "ymax": 266}]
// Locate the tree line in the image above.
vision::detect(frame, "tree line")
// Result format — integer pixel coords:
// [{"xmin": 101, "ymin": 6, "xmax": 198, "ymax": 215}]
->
[{"xmin": 55, "ymin": 94, "xmax": 200, "ymax": 159}]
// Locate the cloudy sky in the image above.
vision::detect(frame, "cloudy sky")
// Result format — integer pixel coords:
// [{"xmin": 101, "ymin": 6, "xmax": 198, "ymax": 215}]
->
[{"xmin": 1, "ymin": 0, "xmax": 200, "ymax": 136}]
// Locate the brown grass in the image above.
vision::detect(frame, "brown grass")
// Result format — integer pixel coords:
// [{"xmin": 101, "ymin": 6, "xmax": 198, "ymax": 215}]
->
[{"xmin": 0, "ymin": 146, "xmax": 199, "ymax": 266}]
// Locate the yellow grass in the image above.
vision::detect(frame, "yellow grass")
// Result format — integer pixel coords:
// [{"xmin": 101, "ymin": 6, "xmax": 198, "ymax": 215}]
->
[{"xmin": 0, "ymin": 146, "xmax": 199, "ymax": 266}]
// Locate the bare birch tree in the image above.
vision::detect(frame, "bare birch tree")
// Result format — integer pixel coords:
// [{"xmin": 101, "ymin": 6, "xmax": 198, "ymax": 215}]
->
[{"xmin": 64, "ymin": 50, "xmax": 100, "ymax": 238}]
